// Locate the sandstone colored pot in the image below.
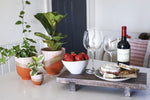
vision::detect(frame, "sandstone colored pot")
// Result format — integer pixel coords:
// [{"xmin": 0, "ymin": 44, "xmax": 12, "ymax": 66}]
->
[
  {"xmin": 41, "ymin": 47, "xmax": 65, "ymax": 75},
  {"xmin": 31, "ymin": 72, "xmax": 43, "ymax": 85},
  {"xmin": 15, "ymin": 57, "xmax": 32, "ymax": 80}
]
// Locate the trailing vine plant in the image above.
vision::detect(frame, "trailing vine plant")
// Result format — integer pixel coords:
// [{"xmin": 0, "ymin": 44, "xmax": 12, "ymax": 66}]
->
[{"xmin": 0, "ymin": 0, "xmax": 37, "ymax": 64}]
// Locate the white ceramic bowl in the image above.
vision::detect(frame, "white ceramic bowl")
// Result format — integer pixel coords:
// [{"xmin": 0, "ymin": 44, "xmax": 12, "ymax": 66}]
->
[{"xmin": 62, "ymin": 60, "xmax": 89, "ymax": 74}]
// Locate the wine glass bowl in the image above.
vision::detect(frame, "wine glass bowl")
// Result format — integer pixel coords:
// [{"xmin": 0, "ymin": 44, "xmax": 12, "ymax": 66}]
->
[{"xmin": 103, "ymin": 37, "xmax": 119, "ymax": 62}]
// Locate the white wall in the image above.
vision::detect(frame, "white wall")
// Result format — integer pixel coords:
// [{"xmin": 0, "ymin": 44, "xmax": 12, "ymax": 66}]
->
[
  {"xmin": 0, "ymin": 0, "xmax": 51, "ymax": 45},
  {"xmin": 87, "ymin": 0, "xmax": 150, "ymax": 38}
]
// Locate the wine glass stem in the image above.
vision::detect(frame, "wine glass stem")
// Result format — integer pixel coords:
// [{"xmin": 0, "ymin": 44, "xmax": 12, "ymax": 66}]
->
[
  {"xmin": 109, "ymin": 52, "xmax": 113, "ymax": 62},
  {"xmin": 91, "ymin": 50, "xmax": 95, "ymax": 71}
]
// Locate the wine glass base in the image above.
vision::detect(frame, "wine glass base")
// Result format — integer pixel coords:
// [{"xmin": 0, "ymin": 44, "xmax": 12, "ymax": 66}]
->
[{"xmin": 86, "ymin": 69, "xmax": 95, "ymax": 74}]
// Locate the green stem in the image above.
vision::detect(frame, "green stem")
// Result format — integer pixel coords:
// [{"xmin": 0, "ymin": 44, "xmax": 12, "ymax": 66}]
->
[{"xmin": 22, "ymin": 0, "xmax": 27, "ymax": 38}]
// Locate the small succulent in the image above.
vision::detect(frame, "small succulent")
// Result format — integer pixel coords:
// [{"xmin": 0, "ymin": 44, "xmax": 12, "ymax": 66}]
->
[
  {"xmin": 34, "ymin": 12, "xmax": 67, "ymax": 51},
  {"xmin": 28, "ymin": 55, "xmax": 44, "ymax": 76}
]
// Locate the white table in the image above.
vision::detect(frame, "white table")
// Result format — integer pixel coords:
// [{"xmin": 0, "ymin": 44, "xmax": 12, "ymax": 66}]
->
[{"xmin": 0, "ymin": 60, "xmax": 149, "ymax": 100}]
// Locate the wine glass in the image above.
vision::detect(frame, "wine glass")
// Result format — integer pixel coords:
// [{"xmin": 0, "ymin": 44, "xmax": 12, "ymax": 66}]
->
[
  {"xmin": 103, "ymin": 36, "xmax": 119, "ymax": 62},
  {"xmin": 83, "ymin": 29, "xmax": 103, "ymax": 74}
]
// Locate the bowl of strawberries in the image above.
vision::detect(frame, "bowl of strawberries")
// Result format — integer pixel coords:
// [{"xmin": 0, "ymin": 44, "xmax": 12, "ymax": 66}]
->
[{"xmin": 62, "ymin": 52, "xmax": 89, "ymax": 74}]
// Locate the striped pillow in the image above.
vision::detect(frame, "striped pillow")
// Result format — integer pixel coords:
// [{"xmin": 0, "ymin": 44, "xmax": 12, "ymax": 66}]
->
[{"xmin": 128, "ymin": 39, "xmax": 149, "ymax": 67}]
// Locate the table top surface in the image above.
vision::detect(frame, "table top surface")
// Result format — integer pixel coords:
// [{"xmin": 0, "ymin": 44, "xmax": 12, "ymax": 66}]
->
[{"xmin": 0, "ymin": 60, "xmax": 150, "ymax": 100}]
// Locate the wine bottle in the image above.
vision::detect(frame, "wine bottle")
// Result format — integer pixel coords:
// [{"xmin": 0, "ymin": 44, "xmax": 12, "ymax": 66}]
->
[{"xmin": 117, "ymin": 26, "xmax": 130, "ymax": 65}]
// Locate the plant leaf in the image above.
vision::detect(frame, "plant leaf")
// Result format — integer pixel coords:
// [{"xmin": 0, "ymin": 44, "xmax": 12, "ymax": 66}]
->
[
  {"xmin": 30, "ymin": 46, "xmax": 37, "ymax": 53},
  {"xmin": 37, "ymin": 64, "xmax": 44, "ymax": 68},
  {"xmin": 30, "ymin": 70, "xmax": 37, "ymax": 76},
  {"xmin": 32, "ymin": 56, "xmax": 37, "ymax": 63},
  {"xmin": 20, "ymin": 11, "xmax": 25, "ymax": 15},
  {"xmin": 34, "ymin": 13, "xmax": 53, "ymax": 35},
  {"xmin": 52, "ymin": 35, "xmax": 66, "ymax": 42},
  {"xmin": 26, "ymin": 25, "xmax": 31, "ymax": 28},
  {"xmin": 52, "ymin": 42, "xmax": 64, "ymax": 51},
  {"xmin": 23, "ymin": 29, "xmax": 27, "ymax": 33},
  {"xmin": 2, "ymin": 49, "xmax": 8, "ymax": 56},
  {"xmin": 34, "ymin": 32, "xmax": 50, "ymax": 40},
  {"xmin": 15, "ymin": 21, "xmax": 22, "ymax": 25},
  {"xmin": 25, "ymin": 1, "xmax": 31, "ymax": 5},
  {"xmin": 13, "ymin": 45, "xmax": 20, "ymax": 51},
  {"xmin": 43, "ymin": 40, "xmax": 54, "ymax": 48},
  {"xmin": 28, "ymin": 63, "xmax": 35, "ymax": 69},
  {"xmin": 26, "ymin": 38, "xmax": 36, "ymax": 43},
  {"xmin": 19, "ymin": 16, "xmax": 23, "ymax": 18},
  {"xmin": 37, "ymin": 55, "xmax": 44, "ymax": 63},
  {"xmin": 0, "ymin": 53, "xmax": 6, "ymax": 63},
  {"xmin": 8, "ymin": 49, "xmax": 16, "ymax": 56},
  {"xmin": 20, "ymin": 50, "xmax": 28, "ymax": 57}
]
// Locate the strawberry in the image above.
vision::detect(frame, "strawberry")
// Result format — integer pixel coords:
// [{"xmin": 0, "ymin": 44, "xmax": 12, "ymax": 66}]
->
[
  {"xmin": 71, "ymin": 52, "xmax": 76, "ymax": 57},
  {"xmin": 64, "ymin": 53, "xmax": 74, "ymax": 61},
  {"xmin": 80, "ymin": 52, "xmax": 85, "ymax": 56},
  {"xmin": 63, "ymin": 53, "xmax": 70, "ymax": 59},
  {"xmin": 75, "ymin": 54, "xmax": 84, "ymax": 61},
  {"xmin": 83, "ymin": 54, "xmax": 89, "ymax": 60}
]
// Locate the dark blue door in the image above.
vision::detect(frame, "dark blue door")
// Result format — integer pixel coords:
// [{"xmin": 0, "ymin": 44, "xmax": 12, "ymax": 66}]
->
[{"xmin": 52, "ymin": 0, "xmax": 87, "ymax": 54}]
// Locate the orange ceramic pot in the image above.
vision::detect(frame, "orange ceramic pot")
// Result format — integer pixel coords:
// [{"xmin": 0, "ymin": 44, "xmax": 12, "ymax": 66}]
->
[
  {"xmin": 31, "ymin": 73, "xmax": 43, "ymax": 85},
  {"xmin": 41, "ymin": 47, "xmax": 65, "ymax": 75},
  {"xmin": 15, "ymin": 57, "xmax": 32, "ymax": 80}
]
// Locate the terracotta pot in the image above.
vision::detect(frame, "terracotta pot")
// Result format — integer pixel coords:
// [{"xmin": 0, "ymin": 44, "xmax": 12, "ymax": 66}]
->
[
  {"xmin": 41, "ymin": 47, "xmax": 65, "ymax": 75},
  {"xmin": 31, "ymin": 73, "xmax": 43, "ymax": 85},
  {"xmin": 15, "ymin": 57, "xmax": 32, "ymax": 80}
]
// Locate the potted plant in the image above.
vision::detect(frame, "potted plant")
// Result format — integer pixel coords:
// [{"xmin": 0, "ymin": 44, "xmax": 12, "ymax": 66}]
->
[
  {"xmin": 0, "ymin": 0, "xmax": 37, "ymax": 80},
  {"xmin": 28, "ymin": 55, "xmax": 44, "ymax": 85},
  {"xmin": 34, "ymin": 12, "xmax": 67, "ymax": 75}
]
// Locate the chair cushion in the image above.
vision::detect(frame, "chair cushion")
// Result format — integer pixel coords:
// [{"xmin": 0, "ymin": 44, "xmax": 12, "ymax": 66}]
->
[{"xmin": 128, "ymin": 39, "xmax": 149, "ymax": 67}]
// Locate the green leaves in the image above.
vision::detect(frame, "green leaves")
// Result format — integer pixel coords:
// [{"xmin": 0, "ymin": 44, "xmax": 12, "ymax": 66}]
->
[
  {"xmin": 11, "ymin": 39, "xmax": 37, "ymax": 58},
  {"xmin": 0, "ymin": 47, "xmax": 16, "ymax": 63},
  {"xmin": 28, "ymin": 55, "xmax": 44, "ymax": 76},
  {"xmin": 34, "ymin": 12, "xmax": 67, "ymax": 51}
]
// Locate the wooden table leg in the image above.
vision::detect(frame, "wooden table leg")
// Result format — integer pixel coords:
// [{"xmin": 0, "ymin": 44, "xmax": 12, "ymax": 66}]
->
[
  {"xmin": 69, "ymin": 82, "xmax": 77, "ymax": 91},
  {"xmin": 124, "ymin": 87, "xmax": 131, "ymax": 97}
]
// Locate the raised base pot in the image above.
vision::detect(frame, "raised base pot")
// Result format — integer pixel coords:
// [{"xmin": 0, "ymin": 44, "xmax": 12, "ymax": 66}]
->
[{"xmin": 15, "ymin": 57, "xmax": 32, "ymax": 80}]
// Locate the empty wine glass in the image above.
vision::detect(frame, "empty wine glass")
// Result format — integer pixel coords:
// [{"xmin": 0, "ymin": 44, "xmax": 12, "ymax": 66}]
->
[
  {"xmin": 83, "ymin": 29, "xmax": 103, "ymax": 74},
  {"xmin": 103, "ymin": 36, "xmax": 119, "ymax": 62}
]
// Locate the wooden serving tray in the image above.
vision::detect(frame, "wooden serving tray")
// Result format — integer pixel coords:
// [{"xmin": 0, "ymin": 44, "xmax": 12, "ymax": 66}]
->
[{"xmin": 56, "ymin": 70, "xmax": 147, "ymax": 97}]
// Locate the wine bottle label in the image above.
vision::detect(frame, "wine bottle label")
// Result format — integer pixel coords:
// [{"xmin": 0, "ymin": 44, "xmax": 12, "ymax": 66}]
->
[{"xmin": 117, "ymin": 49, "xmax": 130, "ymax": 62}]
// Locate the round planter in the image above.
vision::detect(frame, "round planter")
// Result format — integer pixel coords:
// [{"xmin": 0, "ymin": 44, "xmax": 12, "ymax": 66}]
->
[
  {"xmin": 31, "ymin": 73, "xmax": 43, "ymax": 85},
  {"xmin": 15, "ymin": 57, "xmax": 32, "ymax": 80},
  {"xmin": 41, "ymin": 47, "xmax": 65, "ymax": 75}
]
